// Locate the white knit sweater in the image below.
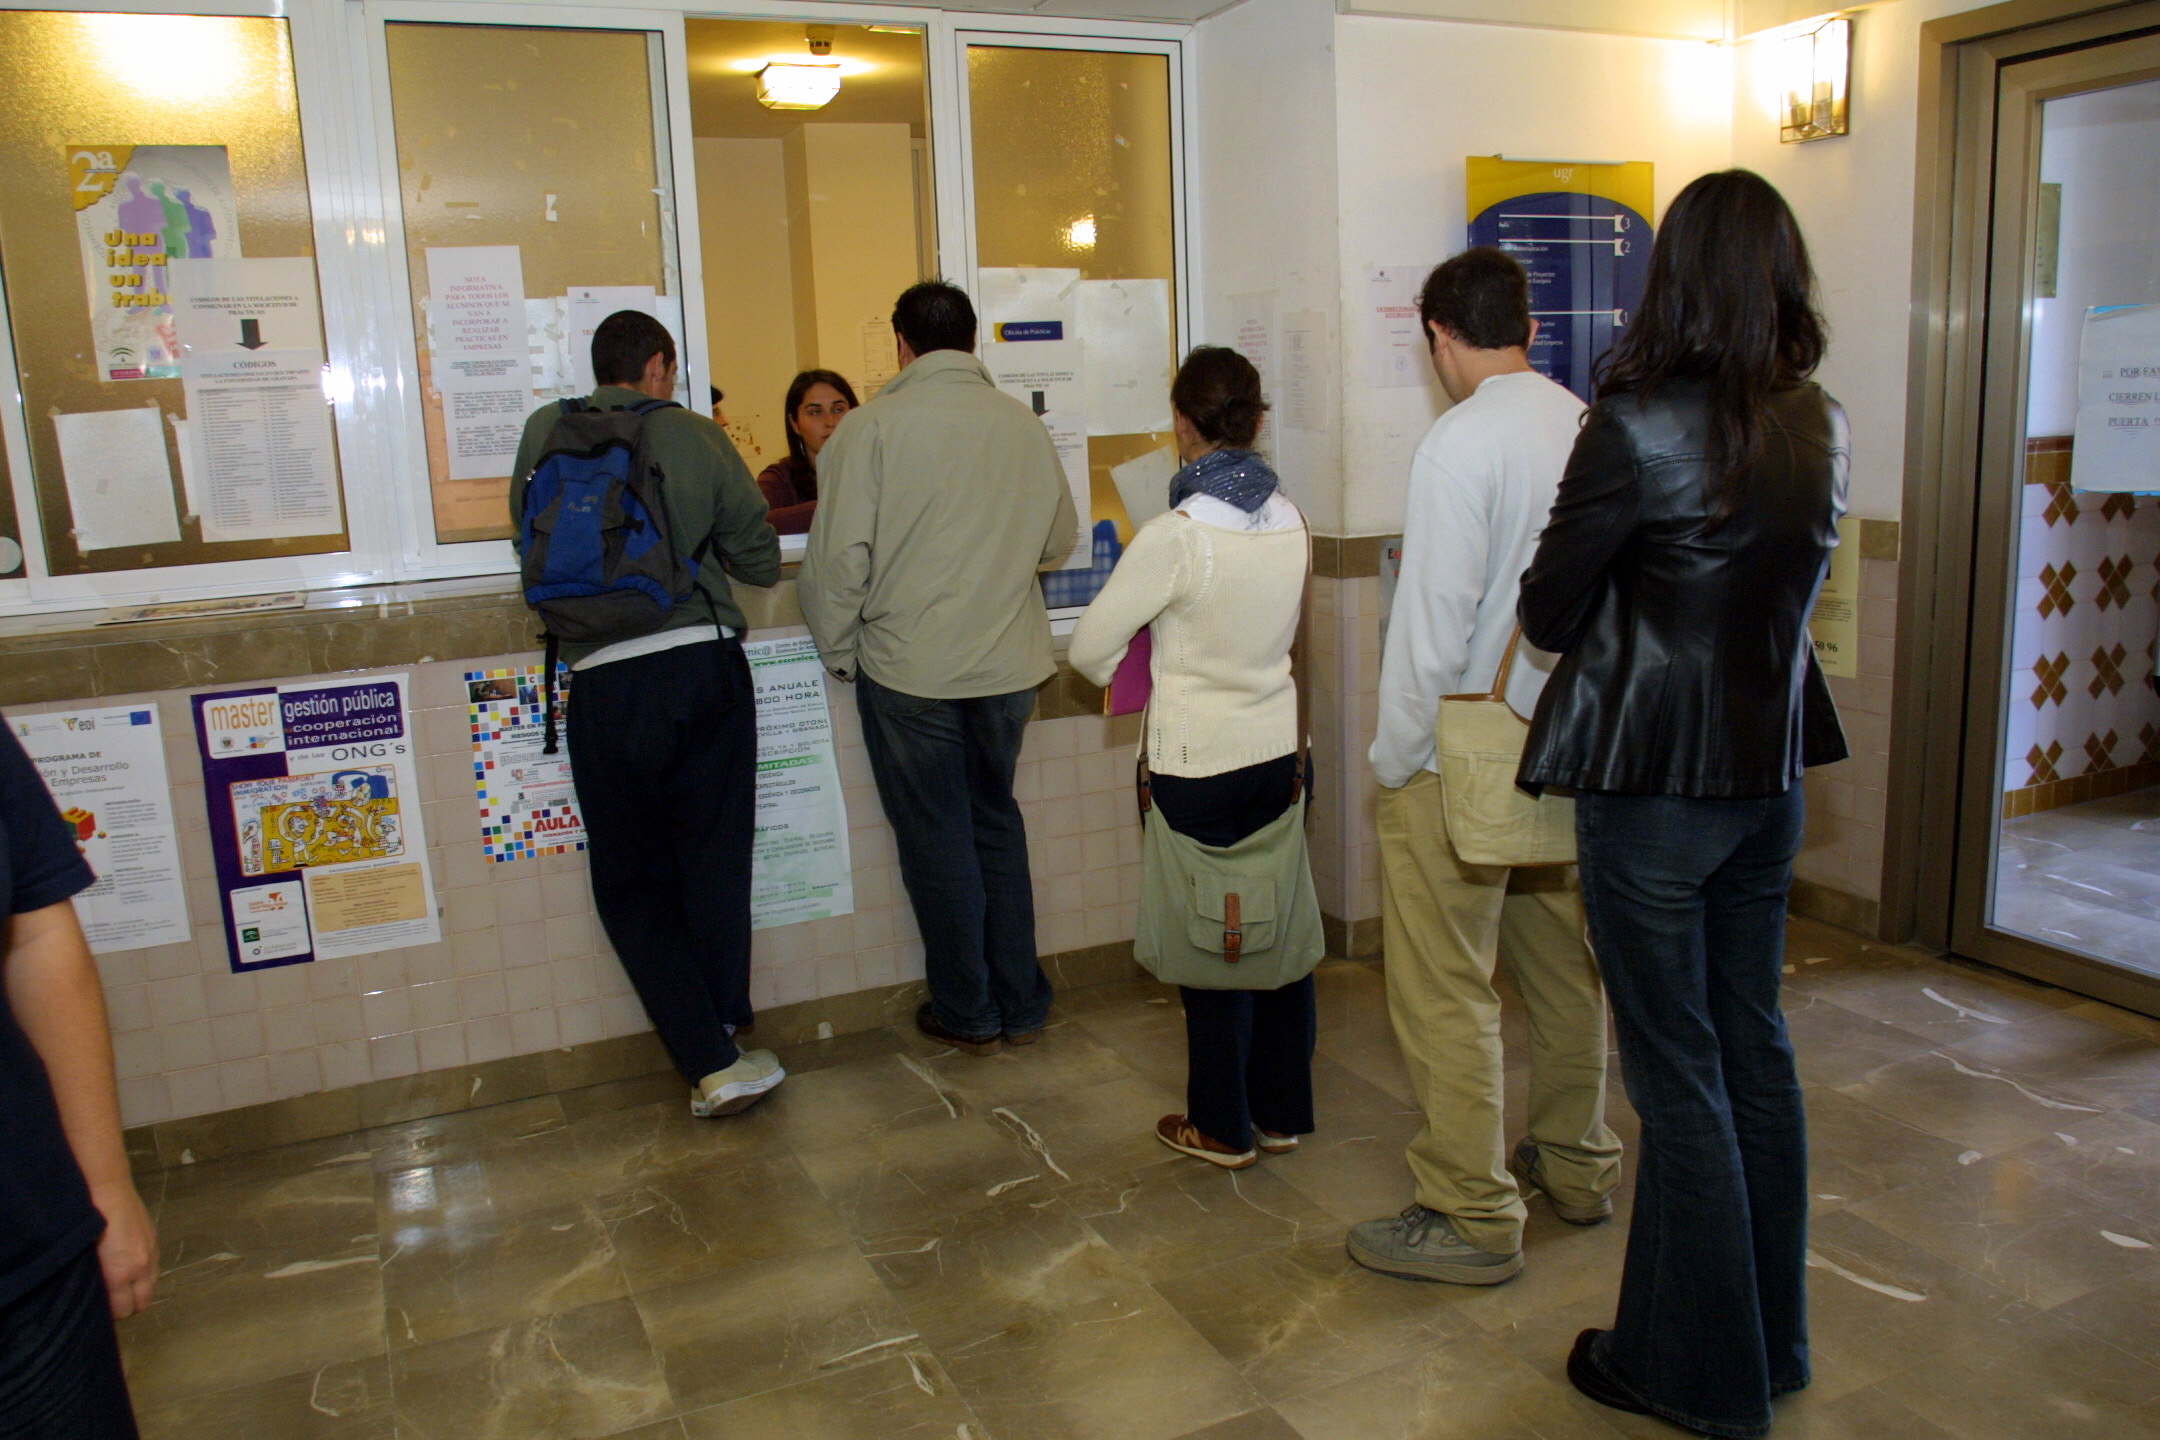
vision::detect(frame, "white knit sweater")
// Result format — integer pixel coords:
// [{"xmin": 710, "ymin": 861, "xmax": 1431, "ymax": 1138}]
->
[{"xmin": 1069, "ymin": 504, "xmax": 1306, "ymax": 777}]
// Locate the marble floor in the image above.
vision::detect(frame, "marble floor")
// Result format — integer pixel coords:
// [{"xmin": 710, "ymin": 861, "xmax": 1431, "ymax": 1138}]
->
[
  {"xmin": 119, "ymin": 917, "xmax": 2160, "ymax": 1440},
  {"xmin": 1997, "ymin": 787, "xmax": 2160, "ymax": 979}
]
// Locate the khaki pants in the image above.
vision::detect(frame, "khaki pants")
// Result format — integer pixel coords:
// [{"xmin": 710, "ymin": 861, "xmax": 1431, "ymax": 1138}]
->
[{"xmin": 1377, "ymin": 769, "xmax": 1621, "ymax": 1253}]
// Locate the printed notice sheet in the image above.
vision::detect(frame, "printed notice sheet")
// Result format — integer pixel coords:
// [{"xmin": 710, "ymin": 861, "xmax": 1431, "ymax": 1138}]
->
[
  {"xmin": 169, "ymin": 257, "xmax": 342, "ymax": 543},
  {"xmin": 746, "ymin": 637, "xmax": 853, "ymax": 930},
  {"xmin": 1365, "ymin": 265, "xmax": 1428, "ymax": 389},
  {"xmin": 1077, "ymin": 278, "xmax": 1174, "ymax": 436},
  {"xmin": 192, "ymin": 674, "xmax": 439, "ymax": 971},
  {"xmin": 53, "ymin": 407, "xmax": 181, "ymax": 550},
  {"xmin": 13, "ymin": 706, "xmax": 190, "ymax": 955},
  {"xmin": 1809, "ymin": 516, "xmax": 1861, "ymax": 679},
  {"xmin": 466, "ymin": 665, "xmax": 585, "ymax": 861},
  {"xmin": 426, "ymin": 246, "xmax": 531, "ymax": 481},
  {"xmin": 980, "ymin": 266, "xmax": 1091, "ymax": 571},
  {"xmin": 2071, "ymin": 303, "xmax": 2160, "ymax": 493}
]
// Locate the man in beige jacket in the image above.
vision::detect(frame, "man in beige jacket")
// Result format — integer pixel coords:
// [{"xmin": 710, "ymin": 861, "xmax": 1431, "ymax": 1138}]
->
[{"xmin": 800, "ymin": 281, "xmax": 1078, "ymax": 1054}]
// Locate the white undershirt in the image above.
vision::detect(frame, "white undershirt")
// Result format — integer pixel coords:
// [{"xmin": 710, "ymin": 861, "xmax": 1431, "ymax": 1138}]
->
[
  {"xmin": 573, "ymin": 623, "xmax": 735, "ymax": 672},
  {"xmin": 1176, "ymin": 490, "xmax": 1302, "ymax": 533}
]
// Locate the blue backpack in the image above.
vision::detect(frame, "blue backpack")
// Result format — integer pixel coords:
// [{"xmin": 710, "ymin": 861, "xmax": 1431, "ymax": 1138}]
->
[{"xmin": 517, "ymin": 396, "xmax": 705, "ymax": 750}]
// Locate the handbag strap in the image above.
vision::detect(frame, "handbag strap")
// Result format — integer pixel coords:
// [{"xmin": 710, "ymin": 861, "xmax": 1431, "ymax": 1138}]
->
[{"xmin": 1487, "ymin": 627, "xmax": 1525, "ymax": 703}]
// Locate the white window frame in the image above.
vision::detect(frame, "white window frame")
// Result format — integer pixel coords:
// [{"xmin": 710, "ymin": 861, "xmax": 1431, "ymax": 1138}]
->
[{"xmin": 0, "ymin": 0, "xmax": 1199, "ymax": 620}]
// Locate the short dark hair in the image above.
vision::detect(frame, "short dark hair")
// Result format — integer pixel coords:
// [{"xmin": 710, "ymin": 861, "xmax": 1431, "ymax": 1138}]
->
[
  {"xmin": 1170, "ymin": 345, "xmax": 1268, "ymax": 450},
  {"xmin": 1418, "ymin": 248, "xmax": 1532, "ymax": 351},
  {"xmin": 892, "ymin": 281, "xmax": 976, "ymax": 355},
  {"xmin": 591, "ymin": 310, "xmax": 675, "ymax": 386}
]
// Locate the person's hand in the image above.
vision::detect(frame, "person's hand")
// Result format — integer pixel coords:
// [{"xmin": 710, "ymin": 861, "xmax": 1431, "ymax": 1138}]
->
[{"xmin": 88, "ymin": 1179, "xmax": 158, "ymax": 1318}]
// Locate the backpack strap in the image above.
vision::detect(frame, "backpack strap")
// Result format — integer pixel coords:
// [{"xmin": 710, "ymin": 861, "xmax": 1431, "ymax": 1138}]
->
[
  {"xmin": 558, "ymin": 397, "xmax": 586, "ymax": 416},
  {"xmin": 541, "ymin": 634, "xmax": 563, "ymax": 756}
]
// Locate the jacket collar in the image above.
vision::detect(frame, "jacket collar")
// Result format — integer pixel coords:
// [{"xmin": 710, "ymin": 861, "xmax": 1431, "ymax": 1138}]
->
[{"xmin": 878, "ymin": 348, "xmax": 994, "ymax": 397}]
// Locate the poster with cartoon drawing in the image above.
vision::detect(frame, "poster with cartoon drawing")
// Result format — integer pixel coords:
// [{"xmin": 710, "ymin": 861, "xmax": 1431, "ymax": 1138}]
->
[{"xmin": 70, "ymin": 144, "xmax": 238, "ymax": 381}]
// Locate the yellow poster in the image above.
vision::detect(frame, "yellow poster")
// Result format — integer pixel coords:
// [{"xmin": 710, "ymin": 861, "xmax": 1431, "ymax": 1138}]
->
[
  {"xmin": 1810, "ymin": 516, "xmax": 1862, "ymax": 679},
  {"xmin": 307, "ymin": 863, "xmax": 429, "ymax": 933}
]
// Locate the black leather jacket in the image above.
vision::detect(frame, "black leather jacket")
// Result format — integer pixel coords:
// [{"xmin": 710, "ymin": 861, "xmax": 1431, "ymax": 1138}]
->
[{"xmin": 1518, "ymin": 380, "xmax": 1849, "ymax": 798}]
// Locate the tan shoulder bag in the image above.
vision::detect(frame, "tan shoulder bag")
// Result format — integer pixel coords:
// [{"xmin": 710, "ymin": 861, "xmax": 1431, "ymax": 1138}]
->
[{"xmin": 1434, "ymin": 629, "xmax": 1577, "ymax": 867}]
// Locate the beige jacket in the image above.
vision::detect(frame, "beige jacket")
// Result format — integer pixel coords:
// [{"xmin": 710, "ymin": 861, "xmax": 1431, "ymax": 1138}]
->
[{"xmin": 799, "ymin": 349, "xmax": 1079, "ymax": 698}]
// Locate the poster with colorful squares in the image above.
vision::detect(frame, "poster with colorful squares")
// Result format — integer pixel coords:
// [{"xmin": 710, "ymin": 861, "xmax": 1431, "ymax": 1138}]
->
[{"xmin": 465, "ymin": 664, "xmax": 585, "ymax": 861}]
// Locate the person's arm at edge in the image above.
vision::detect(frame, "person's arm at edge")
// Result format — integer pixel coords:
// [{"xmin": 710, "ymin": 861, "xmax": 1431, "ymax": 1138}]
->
[
  {"xmin": 1069, "ymin": 516, "xmax": 1182, "ymax": 686},
  {"xmin": 1369, "ymin": 444, "xmax": 1487, "ymax": 789},
  {"xmin": 702, "ymin": 423, "xmax": 780, "ymax": 590},
  {"xmin": 1519, "ymin": 404, "xmax": 1641, "ymax": 654},
  {"xmin": 798, "ymin": 415, "xmax": 874, "ymax": 680},
  {"xmin": 6, "ymin": 901, "xmax": 157, "ymax": 1318}
]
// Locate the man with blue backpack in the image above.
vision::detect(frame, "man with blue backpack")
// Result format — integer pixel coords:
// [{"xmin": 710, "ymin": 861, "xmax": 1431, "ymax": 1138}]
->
[{"xmin": 510, "ymin": 309, "xmax": 784, "ymax": 1119}]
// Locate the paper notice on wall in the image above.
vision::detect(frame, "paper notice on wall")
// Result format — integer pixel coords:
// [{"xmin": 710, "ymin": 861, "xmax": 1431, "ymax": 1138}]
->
[
  {"xmin": 425, "ymin": 247, "xmax": 532, "ymax": 479},
  {"xmin": 746, "ymin": 636, "xmax": 854, "ymax": 930},
  {"xmin": 1809, "ymin": 516, "xmax": 1861, "ymax": 679},
  {"xmin": 527, "ymin": 297, "xmax": 569, "ymax": 394},
  {"xmin": 466, "ymin": 665, "xmax": 584, "ymax": 862},
  {"xmin": 192, "ymin": 674, "xmax": 439, "ymax": 971},
  {"xmin": 1366, "ymin": 265, "xmax": 1429, "ymax": 389},
  {"xmin": 1227, "ymin": 291, "xmax": 1281, "ymax": 453},
  {"xmin": 2071, "ymin": 303, "xmax": 2160, "ymax": 493},
  {"xmin": 860, "ymin": 317, "xmax": 900, "ymax": 397},
  {"xmin": 1282, "ymin": 310, "xmax": 1329, "ymax": 433},
  {"xmin": 565, "ymin": 285, "xmax": 660, "ymax": 396},
  {"xmin": 1077, "ymin": 278, "xmax": 1174, "ymax": 436},
  {"xmin": 13, "ymin": 706, "xmax": 190, "ymax": 955},
  {"xmin": 169, "ymin": 257, "xmax": 342, "ymax": 543},
  {"xmin": 70, "ymin": 144, "xmax": 238, "ymax": 382},
  {"xmin": 53, "ymin": 407, "xmax": 180, "ymax": 550},
  {"xmin": 1111, "ymin": 446, "xmax": 1176, "ymax": 531},
  {"xmin": 980, "ymin": 267, "xmax": 1091, "ymax": 571}
]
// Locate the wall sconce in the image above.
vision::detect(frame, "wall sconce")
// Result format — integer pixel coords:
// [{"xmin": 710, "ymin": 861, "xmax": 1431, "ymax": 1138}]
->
[{"xmin": 1779, "ymin": 16, "xmax": 1851, "ymax": 143}]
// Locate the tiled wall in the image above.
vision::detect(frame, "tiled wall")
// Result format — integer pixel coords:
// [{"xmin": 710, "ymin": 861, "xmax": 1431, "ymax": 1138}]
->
[
  {"xmin": 20, "ymin": 633, "xmax": 1147, "ymax": 1132},
  {"xmin": 2004, "ymin": 442, "xmax": 2160, "ymax": 814},
  {"xmin": 1304, "ymin": 571, "xmax": 1385, "ymax": 947}
]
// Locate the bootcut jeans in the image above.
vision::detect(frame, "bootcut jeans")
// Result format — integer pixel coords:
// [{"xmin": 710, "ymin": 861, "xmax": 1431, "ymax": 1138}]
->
[{"xmin": 1572, "ymin": 786, "xmax": 1810, "ymax": 1440}]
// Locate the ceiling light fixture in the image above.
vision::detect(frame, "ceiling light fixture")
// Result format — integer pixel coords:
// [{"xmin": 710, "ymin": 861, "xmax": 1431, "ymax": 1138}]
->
[{"xmin": 757, "ymin": 27, "xmax": 843, "ymax": 111}]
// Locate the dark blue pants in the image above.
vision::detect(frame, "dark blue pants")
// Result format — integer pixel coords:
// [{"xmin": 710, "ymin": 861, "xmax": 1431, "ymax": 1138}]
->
[
  {"xmin": 1573, "ymin": 787, "xmax": 1809, "ymax": 1440},
  {"xmin": 0, "ymin": 1246, "xmax": 138, "ymax": 1439},
  {"xmin": 856, "ymin": 674, "xmax": 1048, "ymax": 1038},
  {"xmin": 569, "ymin": 638, "xmax": 753, "ymax": 1082}
]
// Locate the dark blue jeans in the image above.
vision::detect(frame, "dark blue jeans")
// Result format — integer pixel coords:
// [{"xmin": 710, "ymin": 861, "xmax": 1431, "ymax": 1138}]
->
[
  {"xmin": 1573, "ymin": 788, "xmax": 1809, "ymax": 1440},
  {"xmin": 856, "ymin": 674, "xmax": 1049, "ymax": 1038}
]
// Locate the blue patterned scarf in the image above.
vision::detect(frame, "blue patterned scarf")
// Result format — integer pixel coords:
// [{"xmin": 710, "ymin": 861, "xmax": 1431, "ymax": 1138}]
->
[{"xmin": 1169, "ymin": 447, "xmax": 1279, "ymax": 514}]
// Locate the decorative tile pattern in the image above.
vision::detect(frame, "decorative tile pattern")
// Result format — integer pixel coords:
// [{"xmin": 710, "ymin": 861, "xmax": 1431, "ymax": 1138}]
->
[
  {"xmin": 2025, "ymin": 740, "xmax": 2063, "ymax": 787},
  {"xmin": 2089, "ymin": 643, "xmax": 2126, "ymax": 698},
  {"xmin": 2093, "ymin": 556, "xmax": 2133, "ymax": 610},
  {"xmin": 2036, "ymin": 562, "xmax": 2077, "ymax": 619},
  {"xmin": 2030, "ymin": 652, "xmax": 2070, "ymax": 709},
  {"xmin": 2041, "ymin": 479, "xmax": 2081, "ymax": 527},
  {"xmin": 2080, "ymin": 730, "xmax": 2116, "ymax": 773}
]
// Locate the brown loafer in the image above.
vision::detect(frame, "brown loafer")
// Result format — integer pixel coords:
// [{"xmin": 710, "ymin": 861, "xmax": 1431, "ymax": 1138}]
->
[
  {"xmin": 915, "ymin": 1002, "xmax": 1001, "ymax": 1057},
  {"xmin": 1155, "ymin": 1114, "xmax": 1257, "ymax": 1169},
  {"xmin": 1003, "ymin": 1026, "xmax": 1043, "ymax": 1046}
]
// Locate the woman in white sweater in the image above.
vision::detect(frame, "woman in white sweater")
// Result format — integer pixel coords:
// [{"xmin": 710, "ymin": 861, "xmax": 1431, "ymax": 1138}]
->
[{"xmin": 1070, "ymin": 346, "xmax": 1314, "ymax": 1170}]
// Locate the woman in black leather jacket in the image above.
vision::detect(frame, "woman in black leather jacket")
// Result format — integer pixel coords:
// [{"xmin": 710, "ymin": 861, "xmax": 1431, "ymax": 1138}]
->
[{"xmin": 1518, "ymin": 169, "xmax": 1848, "ymax": 1440}]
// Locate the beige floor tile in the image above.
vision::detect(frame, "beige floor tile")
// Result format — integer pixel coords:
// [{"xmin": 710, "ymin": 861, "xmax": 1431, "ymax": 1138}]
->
[
  {"xmin": 919, "ymin": 1021, "xmax": 1144, "ymax": 1107},
  {"xmin": 382, "ymin": 1199, "xmax": 626, "ymax": 1348},
  {"xmin": 156, "ymin": 1142, "xmax": 377, "ymax": 1253},
  {"xmin": 597, "ymin": 1153, "xmax": 853, "ymax": 1292},
  {"xmin": 1831, "ymin": 1050, "xmax": 2108, "ymax": 1157},
  {"xmin": 1171, "ymin": 1411, "xmax": 1306, "ymax": 1440},
  {"xmin": 389, "ymin": 1297, "xmax": 671, "ymax": 1440},
  {"xmin": 366, "ymin": 1095, "xmax": 568, "ymax": 1171},
  {"xmin": 674, "ymin": 1349, "xmax": 979, "ymax": 1439},
  {"xmin": 1071, "ymin": 1157, "xmax": 1339, "ymax": 1284},
  {"xmin": 133, "ymin": 1355, "xmax": 392, "ymax": 1440},
  {"xmin": 563, "ymin": 1091, "xmax": 793, "ymax": 1190},
  {"xmin": 1779, "ymin": 993, "xmax": 1938, "ymax": 1089},
  {"xmin": 1886, "ymin": 1296, "xmax": 2160, "ymax": 1436},
  {"xmin": 794, "ymin": 1110, "xmax": 1042, "ymax": 1233},
  {"xmin": 757, "ymin": 1053, "xmax": 984, "ymax": 1154},
  {"xmin": 981, "ymin": 1073, "xmax": 1191, "ymax": 1185},
  {"xmin": 1270, "ymin": 1335, "xmax": 1627, "ymax": 1440},
  {"xmin": 635, "ymin": 1243, "xmax": 916, "ymax": 1413},
  {"xmin": 1800, "ymin": 1086, "xmax": 1977, "ymax": 1209},
  {"xmin": 931, "ymin": 1282, "xmax": 1264, "ymax": 1440}
]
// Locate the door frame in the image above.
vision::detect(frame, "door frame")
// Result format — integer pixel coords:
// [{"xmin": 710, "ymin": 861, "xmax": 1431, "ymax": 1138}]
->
[{"xmin": 1899, "ymin": 0, "xmax": 2160, "ymax": 1016}]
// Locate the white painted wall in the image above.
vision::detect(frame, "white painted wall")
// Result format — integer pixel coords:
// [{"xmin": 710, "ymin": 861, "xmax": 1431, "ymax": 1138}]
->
[
  {"xmin": 1332, "ymin": 14, "xmax": 1733, "ymax": 536},
  {"xmin": 1193, "ymin": 0, "xmax": 1344, "ymax": 530},
  {"xmin": 2027, "ymin": 80, "xmax": 2160, "ymax": 438},
  {"xmin": 696, "ymin": 137, "xmax": 797, "ymax": 471}
]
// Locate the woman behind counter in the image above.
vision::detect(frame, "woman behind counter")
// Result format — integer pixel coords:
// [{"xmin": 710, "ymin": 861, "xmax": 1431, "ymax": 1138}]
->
[
  {"xmin": 757, "ymin": 369, "xmax": 858, "ymax": 535},
  {"xmin": 1070, "ymin": 345, "xmax": 1320, "ymax": 1171}
]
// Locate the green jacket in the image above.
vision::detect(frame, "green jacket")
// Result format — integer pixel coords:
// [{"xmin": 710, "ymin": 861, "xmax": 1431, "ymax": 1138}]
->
[
  {"xmin": 799, "ymin": 350, "xmax": 1079, "ymax": 698},
  {"xmin": 509, "ymin": 386, "xmax": 780, "ymax": 664}
]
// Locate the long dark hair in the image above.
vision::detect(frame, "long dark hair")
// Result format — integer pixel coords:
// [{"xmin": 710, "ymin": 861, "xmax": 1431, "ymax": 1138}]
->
[
  {"xmin": 1595, "ymin": 169, "xmax": 1825, "ymax": 514},
  {"xmin": 781, "ymin": 368, "xmax": 860, "ymax": 469}
]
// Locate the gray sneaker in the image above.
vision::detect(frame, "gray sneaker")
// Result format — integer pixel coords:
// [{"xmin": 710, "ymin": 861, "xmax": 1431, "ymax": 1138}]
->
[
  {"xmin": 1346, "ymin": 1204, "xmax": 1523, "ymax": 1285},
  {"xmin": 690, "ymin": 1049, "xmax": 786, "ymax": 1117},
  {"xmin": 1510, "ymin": 1138, "xmax": 1614, "ymax": 1226}
]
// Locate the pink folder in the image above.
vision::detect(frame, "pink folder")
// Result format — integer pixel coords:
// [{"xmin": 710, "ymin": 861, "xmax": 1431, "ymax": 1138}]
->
[{"xmin": 1104, "ymin": 626, "xmax": 1152, "ymax": 716}]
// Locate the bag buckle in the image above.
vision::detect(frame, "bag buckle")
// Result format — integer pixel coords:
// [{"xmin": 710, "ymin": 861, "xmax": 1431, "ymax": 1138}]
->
[{"xmin": 1222, "ymin": 892, "xmax": 1242, "ymax": 963}]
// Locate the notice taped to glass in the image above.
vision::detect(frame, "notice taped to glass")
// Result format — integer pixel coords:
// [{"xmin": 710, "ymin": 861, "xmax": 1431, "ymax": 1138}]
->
[
  {"xmin": 192, "ymin": 673, "xmax": 439, "ymax": 971},
  {"xmin": 746, "ymin": 636, "xmax": 853, "ymax": 930}
]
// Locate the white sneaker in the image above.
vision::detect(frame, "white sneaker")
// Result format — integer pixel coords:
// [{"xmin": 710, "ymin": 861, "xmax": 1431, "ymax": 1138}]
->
[{"xmin": 689, "ymin": 1049, "xmax": 785, "ymax": 1117}]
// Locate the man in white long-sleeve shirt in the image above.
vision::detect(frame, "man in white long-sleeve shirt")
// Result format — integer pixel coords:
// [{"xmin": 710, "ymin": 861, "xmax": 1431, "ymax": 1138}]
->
[{"xmin": 1348, "ymin": 248, "xmax": 1622, "ymax": 1288}]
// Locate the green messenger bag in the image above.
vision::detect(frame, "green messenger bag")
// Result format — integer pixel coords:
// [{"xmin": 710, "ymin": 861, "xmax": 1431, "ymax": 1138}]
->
[{"xmin": 1134, "ymin": 779, "xmax": 1325, "ymax": 991}]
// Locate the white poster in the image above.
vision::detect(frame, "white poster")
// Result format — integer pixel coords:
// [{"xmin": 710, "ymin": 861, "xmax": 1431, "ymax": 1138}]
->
[
  {"xmin": 426, "ymin": 246, "xmax": 532, "ymax": 481},
  {"xmin": 2071, "ymin": 303, "xmax": 2160, "ymax": 494},
  {"xmin": 52, "ymin": 407, "xmax": 181, "ymax": 550},
  {"xmin": 193, "ymin": 675, "xmax": 440, "ymax": 970},
  {"xmin": 1282, "ymin": 309, "xmax": 1330, "ymax": 433},
  {"xmin": 70, "ymin": 144, "xmax": 238, "ymax": 381},
  {"xmin": 565, "ymin": 285, "xmax": 657, "ymax": 396},
  {"xmin": 1111, "ymin": 446, "xmax": 1177, "ymax": 532},
  {"xmin": 169, "ymin": 258, "xmax": 342, "ymax": 543},
  {"xmin": 980, "ymin": 266, "xmax": 1091, "ymax": 571},
  {"xmin": 1077, "ymin": 278, "xmax": 1174, "ymax": 437},
  {"xmin": 745, "ymin": 637, "xmax": 854, "ymax": 930},
  {"xmin": 1366, "ymin": 264, "xmax": 1429, "ymax": 389},
  {"xmin": 12, "ymin": 706, "xmax": 190, "ymax": 955},
  {"xmin": 465, "ymin": 665, "xmax": 584, "ymax": 862}
]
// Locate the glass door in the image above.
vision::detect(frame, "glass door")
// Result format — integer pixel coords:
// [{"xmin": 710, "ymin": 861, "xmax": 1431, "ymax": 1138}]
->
[{"xmin": 1952, "ymin": 32, "xmax": 2160, "ymax": 1017}]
